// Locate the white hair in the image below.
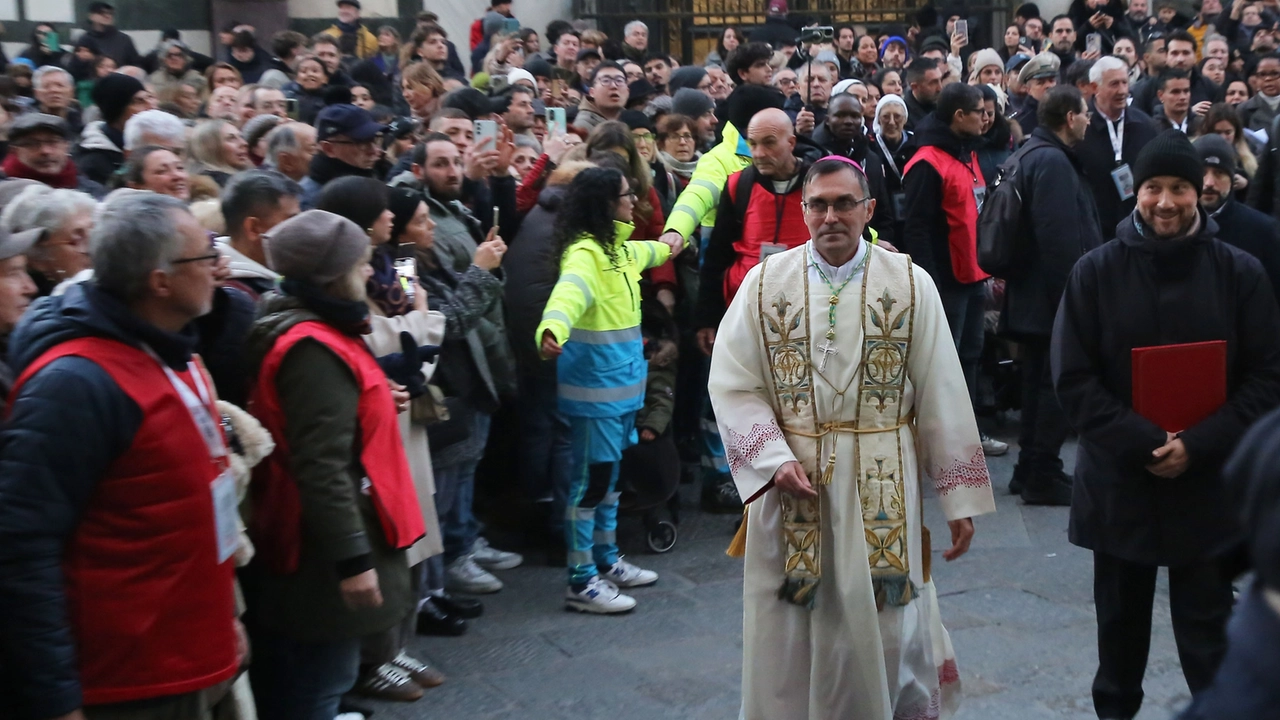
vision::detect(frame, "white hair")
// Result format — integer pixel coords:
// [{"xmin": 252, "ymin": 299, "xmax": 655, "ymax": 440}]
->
[
  {"xmin": 625, "ymin": 20, "xmax": 648, "ymax": 36},
  {"xmin": 123, "ymin": 109, "xmax": 187, "ymax": 151},
  {"xmin": 33, "ymin": 66, "xmax": 72, "ymax": 92},
  {"xmin": 1089, "ymin": 55, "xmax": 1130, "ymax": 84},
  {"xmin": 1, "ymin": 185, "xmax": 98, "ymax": 238}
]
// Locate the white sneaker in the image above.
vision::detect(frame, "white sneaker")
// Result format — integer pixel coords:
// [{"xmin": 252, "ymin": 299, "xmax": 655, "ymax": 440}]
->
[
  {"xmin": 565, "ymin": 576, "xmax": 637, "ymax": 614},
  {"xmin": 980, "ymin": 434, "xmax": 1009, "ymax": 457},
  {"xmin": 600, "ymin": 556, "xmax": 659, "ymax": 588},
  {"xmin": 445, "ymin": 556, "xmax": 503, "ymax": 594},
  {"xmin": 472, "ymin": 537, "xmax": 523, "ymax": 571}
]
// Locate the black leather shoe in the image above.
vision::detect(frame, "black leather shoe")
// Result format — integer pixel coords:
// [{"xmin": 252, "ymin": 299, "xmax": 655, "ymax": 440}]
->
[
  {"xmin": 433, "ymin": 592, "xmax": 483, "ymax": 620},
  {"xmin": 1008, "ymin": 464, "xmax": 1029, "ymax": 496},
  {"xmin": 417, "ymin": 597, "xmax": 468, "ymax": 636},
  {"xmin": 1020, "ymin": 471, "xmax": 1073, "ymax": 507}
]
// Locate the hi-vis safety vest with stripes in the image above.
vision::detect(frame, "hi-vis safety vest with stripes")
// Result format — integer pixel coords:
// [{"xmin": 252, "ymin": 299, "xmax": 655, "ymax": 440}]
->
[
  {"xmin": 536, "ymin": 222, "xmax": 672, "ymax": 418},
  {"xmin": 662, "ymin": 123, "xmax": 753, "ymax": 241}
]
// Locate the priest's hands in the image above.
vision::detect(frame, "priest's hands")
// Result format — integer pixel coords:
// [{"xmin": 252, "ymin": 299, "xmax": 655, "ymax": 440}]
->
[
  {"xmin": 773, "ymin": 461, "xmax": 817, "ymax": 498},
  {"xmin": 943, "ymin": 518, "xmax": 974, "ymax": 561},
  {"xmin": 1148, "ymin": 432, "xmax": 1189, "ymax": 478}
]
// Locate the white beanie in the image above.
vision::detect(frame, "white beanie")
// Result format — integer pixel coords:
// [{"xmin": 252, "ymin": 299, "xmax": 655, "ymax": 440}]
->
[
  {"xmin": 872, "ymin": 93, "xmax": 908, "ymax": 136},
  {"xmin": 968, "ymin": 48, "xmax": 1004, "ymax": 83}
]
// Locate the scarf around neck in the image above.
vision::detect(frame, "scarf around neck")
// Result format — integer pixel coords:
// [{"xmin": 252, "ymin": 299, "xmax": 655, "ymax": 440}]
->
[
  {"xmin": 280, "ymin": 277, "xmax": 372, "ymax": 336},
  {"xmin": 3, "ymin": 154, "xmax": 78, "ymax": 189},
  {"xmin": 658, "ymin": 150, "xmax": 699, "ymax": 179},
  {"xmin": 366, "ymin": 244, "xmax": 411, "ymax": 318}
]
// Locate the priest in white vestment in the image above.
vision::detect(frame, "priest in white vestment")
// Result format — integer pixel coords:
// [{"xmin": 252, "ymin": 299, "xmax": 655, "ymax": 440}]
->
[{"xmin": 708, "ymin": 157, "xmax": 996, "ymax": 720}]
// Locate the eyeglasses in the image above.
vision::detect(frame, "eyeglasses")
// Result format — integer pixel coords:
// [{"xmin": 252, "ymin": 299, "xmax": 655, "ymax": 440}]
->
[
  {"xmin": 803, "ymin": 197, "xmax": 869, "ymax": 215},
  {"xmin": 173, "ymin": 236, "xmax": 220, "ymax": 266},
  {"xmin": 619, "ymin": 190, "xmax": 638, "ymax": 199},
  {"xmin": 12, "ymin": 137, "xmax": 69, "ymax": 150},
  {"xmin": 595, "ymin": 75, "xmax": 627, "ymax": 87},
  {"xmin": 669, "ymin": 133, "xmax": 695, "ymax": 142},
  {"xmin": 328, "ymin": 135, "xmax": 384, "ymax": 148}
]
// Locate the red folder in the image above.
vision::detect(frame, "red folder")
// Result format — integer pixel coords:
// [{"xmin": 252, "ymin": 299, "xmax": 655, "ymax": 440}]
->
[{"xmin": 1131, "ymin": 340, "xmax": 1227, "ymax": 433}]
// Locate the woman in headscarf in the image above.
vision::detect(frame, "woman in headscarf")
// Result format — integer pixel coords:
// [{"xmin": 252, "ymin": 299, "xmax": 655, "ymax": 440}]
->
[{"xmin": 869, "ymin": 93, "xmax": 916, "ymax": 245}]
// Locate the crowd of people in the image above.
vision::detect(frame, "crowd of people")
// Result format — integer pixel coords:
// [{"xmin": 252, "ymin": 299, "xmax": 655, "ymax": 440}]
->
[{"xmin": 0, "ymin": 0, "xmax": 1279, "ymax": 717}]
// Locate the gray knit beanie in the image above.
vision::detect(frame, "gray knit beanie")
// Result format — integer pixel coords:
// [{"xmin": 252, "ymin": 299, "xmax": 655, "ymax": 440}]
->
[{"xmin": 262, "ymin": 210, "xmax": 369, "ymax": 285}]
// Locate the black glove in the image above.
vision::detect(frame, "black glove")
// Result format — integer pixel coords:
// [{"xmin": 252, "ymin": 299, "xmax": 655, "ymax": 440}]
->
[{"xmin": 376, "ymin": 331, "xmax": 440, "ymax": 399}]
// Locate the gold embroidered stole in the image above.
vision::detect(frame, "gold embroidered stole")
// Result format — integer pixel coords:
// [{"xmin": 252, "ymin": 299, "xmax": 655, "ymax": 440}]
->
[{"xmin": 757, "ymin": 244, "xmax": 918, "ymax": 610}]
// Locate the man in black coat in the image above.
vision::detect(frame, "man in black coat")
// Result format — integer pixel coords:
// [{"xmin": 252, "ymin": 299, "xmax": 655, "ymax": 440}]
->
[
  {"xmin": 902, "ymin": 57, "xmax": 942, "ymax": 132},
  {"xmin": 811, "ymin": 93, "xmax": 896, "ymax": 244},
  {"xmin": 1076, "ymin": 56, "xmax": 1158, "ymax": 238},
  {"xmin": 1052, "ymin": 130, "xmax": 1280, "ymax": 720},
  {"xmin": 1002, "ymin": 87, "xmax": 1104, "ymax": 506},
  {"xmin": 1194, "ymin": 134, "xmax": 1280, "ymax": 303}
]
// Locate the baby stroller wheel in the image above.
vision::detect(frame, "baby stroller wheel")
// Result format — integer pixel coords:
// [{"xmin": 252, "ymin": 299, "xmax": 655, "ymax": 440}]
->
[{"xmin": 646, "ymin": 520, "xmax": 678, "ymax": 553}]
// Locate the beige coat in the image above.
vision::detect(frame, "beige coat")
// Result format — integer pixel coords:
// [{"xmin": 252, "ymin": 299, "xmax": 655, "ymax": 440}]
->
[{"xmin": 365, "ymin": 308, "xmax": 447, "ymax": 565}]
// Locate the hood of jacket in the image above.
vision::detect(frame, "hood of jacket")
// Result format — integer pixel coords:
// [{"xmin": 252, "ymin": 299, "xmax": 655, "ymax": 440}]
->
[
  {"xmin": 215, "ymin": 237, "xmax": 278, "ymax": 283},
  {"xmin": 77, "ymin": 120, "xmax": 121, "ymax": 153},
  {"xmin": 388, "ymin": 170, "xmax": 423, "ymax": 190},
  {"xmin": 536, "ymin": 184, "xmax": 569, "ymax": 214},
  {"xmin": 11, "ymin": 282, "xmax": 197, "ymax": 375},
  {"xmin": 242, "ymin": 291, "xmax": 322, "ymax": 379},
  {"xmin": 913, "ymin": 114, "xmax": 973, "ymax": 159},
  {"xmin": 1027, "ymin": 126, "xmax": 1084, "ymax": 169}
]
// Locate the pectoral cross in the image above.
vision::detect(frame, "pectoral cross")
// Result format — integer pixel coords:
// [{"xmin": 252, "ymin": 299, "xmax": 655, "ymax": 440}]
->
[{"xmin": 817, "ymin": 337, "xmax": 839, "ymax": 371}]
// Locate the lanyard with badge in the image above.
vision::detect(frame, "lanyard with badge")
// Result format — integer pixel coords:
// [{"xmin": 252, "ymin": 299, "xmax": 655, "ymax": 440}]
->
[
  {"xmin": 145, "ymin": 346, "xmax": 239, "ymax": 564},
  {"xmin": 1106, "ymin": 113, "xmax": 1135, "ymax": 201},
  {"xmin": 876, "ymin": 133, "xmax": 909, "ymax": 220}
]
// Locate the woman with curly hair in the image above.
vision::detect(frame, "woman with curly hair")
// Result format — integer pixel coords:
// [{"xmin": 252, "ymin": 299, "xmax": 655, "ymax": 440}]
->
[{"xmin": 536, "ymin": 166, "xmax": 673, "ymax": 614}]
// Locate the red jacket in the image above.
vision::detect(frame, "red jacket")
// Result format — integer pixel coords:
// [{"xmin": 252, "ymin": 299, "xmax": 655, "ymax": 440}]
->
[
  {"xmin": 250, "ymin": 321, "xmax": 425, "ymax": 574},
  {"xmin": 903, "ymin": 145, "xmax": 990, "ymax": 285},
  {"xmin": 13, "ymin": 337, "xmax": 238, "ymax": 705}
]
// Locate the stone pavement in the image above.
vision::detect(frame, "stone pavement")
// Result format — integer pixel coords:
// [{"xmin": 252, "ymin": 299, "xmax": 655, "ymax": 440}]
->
[{"xmin": 372, "ymin": 434, "xmax": 1194, "ymax": 720}]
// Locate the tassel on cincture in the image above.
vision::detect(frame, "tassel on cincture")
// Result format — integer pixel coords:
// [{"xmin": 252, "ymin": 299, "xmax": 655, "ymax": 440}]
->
[
  {"xmin": 726, "ymin": 508, "xmax": 749, "ymax": 558},
  {"xmin": 819, "ymin": 451, "xmax": 836, "ymax": 485}
]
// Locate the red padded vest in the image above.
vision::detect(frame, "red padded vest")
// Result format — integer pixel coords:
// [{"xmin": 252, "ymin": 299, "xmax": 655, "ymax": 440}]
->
[
  {"xmin": 249, "ymin": 321, "xmax": 425, "ymax": 573},
  {"xmin": 904, "ymin": 146, "xmax": 991, "ymax": 284},
  {"xmin": 12, "ymin": 337, "xmax": 238, "ymax": 704},
  {"xmin": 724, "ymin": 168, "xmax": 810, "ymax": 303}
]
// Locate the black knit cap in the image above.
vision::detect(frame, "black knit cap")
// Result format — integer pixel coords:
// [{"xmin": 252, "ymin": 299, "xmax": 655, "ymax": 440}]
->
[
  {"xmin": 387, "ymin": 186, "xmax": 423, "ymax": 242},
  {"xmin": 725, "ymin": 83, "xmax": 787, "ymax": 134},
  {"xmin": 92, "ymin": 73, "xmax": 146, "ymax": 125},
  {"xmin": 1133, "ymin": 129, "xmax": 1204, "ymax": 191}
]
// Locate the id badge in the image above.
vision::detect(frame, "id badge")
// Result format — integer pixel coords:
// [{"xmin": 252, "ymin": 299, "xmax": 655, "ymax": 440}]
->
[
  {"xmin": 1111, "ymin": 164, "xmax": 1135, "ymax": 201},
  {"xmin": 972, "ymin": 186, "xmax": 987, "ymax": 213},
  {"xmin": 759, "ymin": 242, "xmax": 787, "ymax": 260},
  {"xmin": 211, "ymin": 470, "xmax": 240, "ymax": 564},
  {"xmin": 892, "ymin": 192, "xmax": 907, "ymax": 220}
]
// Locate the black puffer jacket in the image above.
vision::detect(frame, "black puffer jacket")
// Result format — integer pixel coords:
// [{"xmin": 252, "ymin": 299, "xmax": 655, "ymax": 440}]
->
[
  {"xmin": 1000, "ymin": 127, "xmax": 1104, "ymax": 340},
  {"xmin": 1051, "ymin": 210, "xmax": 1280, "ymax": 566},
  {"xmin": 504, "ymin": 184, "xmax": 567, "ymax": 381},
  {"xmin": 0, "ymin": 283, "xmax": 197, "ymax": 719}
]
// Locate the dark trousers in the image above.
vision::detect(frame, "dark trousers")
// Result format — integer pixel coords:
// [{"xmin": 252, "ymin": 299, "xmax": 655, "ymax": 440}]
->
[
  {"xmin": 1092, "ymin": 552, "xmax": 1233, "ymax": 719},
  {"xmin": 938, "ymin": 281, "xmax": 986, "ymax": 406},
  {"xmin": 516, "ymin": 372, "xmax": 573, "ymax": 536},
  {"xmin": 1016, "ymin": 338, "xmax": 1071, "ymax": 473},
  {"xmin": 250, "ymin": 631, "xmax": 361, "ymax": 720}
]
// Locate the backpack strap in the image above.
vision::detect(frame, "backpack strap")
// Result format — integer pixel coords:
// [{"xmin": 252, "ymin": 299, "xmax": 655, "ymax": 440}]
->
[{"xmin": 730, "ymin": 165, "xmax": 757, "ymax": 224}]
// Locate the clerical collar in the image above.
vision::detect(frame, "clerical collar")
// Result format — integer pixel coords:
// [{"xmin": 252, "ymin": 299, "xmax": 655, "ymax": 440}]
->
[{"xmin": 808, "ymin": 239, "xmax": 868, "ymax": 286}]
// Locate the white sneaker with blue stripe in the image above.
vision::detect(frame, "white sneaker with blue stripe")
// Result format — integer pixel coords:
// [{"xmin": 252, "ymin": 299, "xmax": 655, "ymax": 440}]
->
[
  {"xmin": 565, "ymin": 575, "xmax": 637, "ymax": 614},
  {"xmin": 601, "ymin": 556, "xmax": 659, "ymax": 588}
]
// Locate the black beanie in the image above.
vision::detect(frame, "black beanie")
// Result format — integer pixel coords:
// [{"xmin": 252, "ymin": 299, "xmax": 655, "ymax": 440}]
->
[
  {"xmin": 92, "ymin": 73, "xmax": 146, "ymax": 125},
  {"xmin": 1133, "ymin": 129, "xmax": 1204, "ymax": 191},
  {"xmin": 725, "ymin": 83, "xmax": 787, "ymax": 134},
  {"xmin": 387, "ymin": 186, "xmax": 423, "ymax": 242}
]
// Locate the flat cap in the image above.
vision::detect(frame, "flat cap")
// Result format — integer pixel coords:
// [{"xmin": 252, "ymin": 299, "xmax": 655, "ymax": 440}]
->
[{"xmin": 9, "ymin": 113, "xmax": 69, "ymax": 143}]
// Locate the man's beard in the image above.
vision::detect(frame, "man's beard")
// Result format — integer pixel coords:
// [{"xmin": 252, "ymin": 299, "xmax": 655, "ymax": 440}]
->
[
  {"xmin": 431, "ymin": 181, "xmax": 462, "ymax": 201},
  {"xmin": 1201, "ymin": 189, "xmax": 1227, "ymax": 213}
]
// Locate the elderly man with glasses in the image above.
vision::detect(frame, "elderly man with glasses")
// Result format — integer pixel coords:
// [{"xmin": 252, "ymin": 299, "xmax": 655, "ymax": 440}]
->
[
  {"xmin": 4, "ymin": 114, "xmax": 105, "ymax": 199},
  {"xmin": 299, "ymin": 103, "xmax": 387, "ymax": 208}
]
